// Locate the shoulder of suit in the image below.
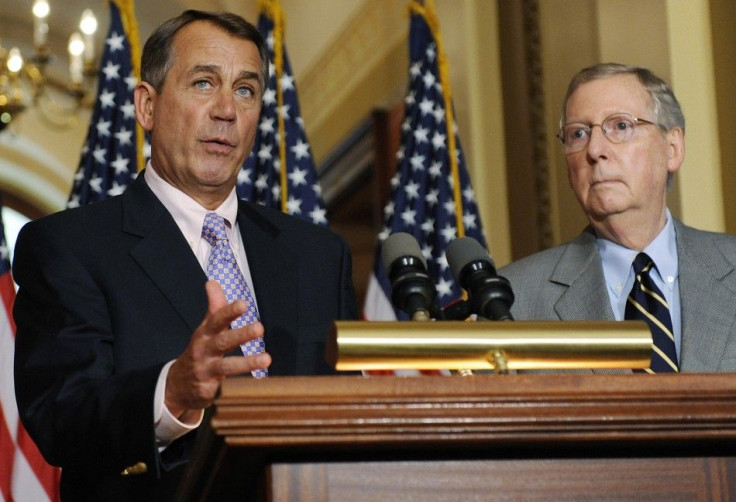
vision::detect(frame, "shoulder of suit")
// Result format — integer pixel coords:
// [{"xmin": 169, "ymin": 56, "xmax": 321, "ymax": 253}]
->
[{"xmin": 237, "ymin": 199, "xmax": 347, "ymax": 245}]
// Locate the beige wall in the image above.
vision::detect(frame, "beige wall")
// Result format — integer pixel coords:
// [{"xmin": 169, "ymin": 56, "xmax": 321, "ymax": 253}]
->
[{"xmin": 1, "ymin": 0, "xmax": 735, "ymax": 266}]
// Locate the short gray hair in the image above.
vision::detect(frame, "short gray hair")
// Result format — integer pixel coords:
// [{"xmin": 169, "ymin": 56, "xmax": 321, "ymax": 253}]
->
[{"xmin": 561, "ymin": 63, "xmax": 685, "ymax": 134}]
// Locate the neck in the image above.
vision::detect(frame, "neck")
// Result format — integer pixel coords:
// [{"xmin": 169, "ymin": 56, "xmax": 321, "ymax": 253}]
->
[{"xmin": 590, "ymin": 209, "xmax": 667, "ymax": 251}]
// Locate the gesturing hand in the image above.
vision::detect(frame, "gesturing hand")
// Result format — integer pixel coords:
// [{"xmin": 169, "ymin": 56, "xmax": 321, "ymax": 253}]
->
[{"xmin": 165, "ymin": 280, "xmax": 271, "ymax": 421}]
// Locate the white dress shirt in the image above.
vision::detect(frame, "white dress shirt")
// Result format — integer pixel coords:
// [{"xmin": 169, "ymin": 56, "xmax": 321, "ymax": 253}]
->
[{"xmin": 143, "ymin": 164, "xmax": 259, "ymax": 448}]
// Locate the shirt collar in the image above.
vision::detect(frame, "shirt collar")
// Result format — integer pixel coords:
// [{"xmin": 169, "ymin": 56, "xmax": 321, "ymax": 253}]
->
[
  {"xmin": 144, "ymin": 163, "xmax": 240, "ymax": 247},
  {"xmin": 597, "ymin": 209, "xmax": 678, "ymax": 295}
]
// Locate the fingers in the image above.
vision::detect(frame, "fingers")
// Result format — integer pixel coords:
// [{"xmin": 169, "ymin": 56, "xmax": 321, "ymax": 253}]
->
[
  {"xmin": 220, "ymin": 352, "xmax": 272, "ymax": 378},
  {"xmin": 165, "ymin": 282, "xmax": 271, "ymax": 415}
]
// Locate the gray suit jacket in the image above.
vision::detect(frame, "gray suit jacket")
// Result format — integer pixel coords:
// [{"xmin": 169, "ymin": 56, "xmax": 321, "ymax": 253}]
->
[{"xmin": 498, "ymin": 219, "xmax": 736, "ymax": 372}]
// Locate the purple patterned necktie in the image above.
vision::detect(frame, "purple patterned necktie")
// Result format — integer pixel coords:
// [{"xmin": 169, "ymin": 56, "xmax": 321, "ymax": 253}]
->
[{"xmin": 202, "ymin": 212, "xmax": 267, "ymax": 378}]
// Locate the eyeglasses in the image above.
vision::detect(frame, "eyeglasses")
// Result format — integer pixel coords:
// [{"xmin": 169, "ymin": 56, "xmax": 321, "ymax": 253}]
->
[{"xmin": 558, "ymin": 113, "xmax": 658, "ymax": 153}]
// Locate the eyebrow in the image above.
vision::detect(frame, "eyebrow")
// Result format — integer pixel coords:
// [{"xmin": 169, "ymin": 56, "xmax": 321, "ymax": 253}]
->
[{"xmin": 187, "ymin": 65, "xmax": 261, "ymax": 83}]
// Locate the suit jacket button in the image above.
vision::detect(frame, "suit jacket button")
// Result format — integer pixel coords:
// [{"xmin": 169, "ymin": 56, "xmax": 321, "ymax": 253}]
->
[{"xmin": 120, "ymin": 461, "xmax": 148, "ymax": 476}]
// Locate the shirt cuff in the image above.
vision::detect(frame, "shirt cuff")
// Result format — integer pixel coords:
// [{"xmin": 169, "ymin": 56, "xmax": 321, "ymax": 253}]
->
[{"xmin": 154, "ymin": 360, "xmax": 205, "ymax": 448}]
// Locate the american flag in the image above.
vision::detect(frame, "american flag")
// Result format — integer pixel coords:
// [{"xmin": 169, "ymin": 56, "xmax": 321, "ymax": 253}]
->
[
  {"xmin": 237, "ymin": 0, "xmax": 328, "ymax": 227},
  {"xmin": 68, "ymin": 0, "xmax": 142, "ymax": 208},
  {"xmin": 363, "ymin": 0, "xmax": 487, "ymax": 322},
  {"xmin": 0, "ymin": 198, "xmax": 60, "ymax": 501}
]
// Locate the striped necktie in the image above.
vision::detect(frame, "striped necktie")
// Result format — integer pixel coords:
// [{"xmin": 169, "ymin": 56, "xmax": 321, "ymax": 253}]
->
[
  {"xmin": 202, "ymin": 212, "xmax": 267, "ymax": 378},
  {"xmin": 624, "ymin": 252, "xmax": 679, "ymax": 373}
]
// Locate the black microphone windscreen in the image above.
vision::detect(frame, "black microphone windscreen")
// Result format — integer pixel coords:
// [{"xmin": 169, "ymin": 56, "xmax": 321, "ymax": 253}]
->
[
  {"xmin": 382, "ymin": 232, "xmax": 426, "ymax": 273},
  {"xmin": 446, "ymin": 237, "xmax": 494, "ymax": 281}
]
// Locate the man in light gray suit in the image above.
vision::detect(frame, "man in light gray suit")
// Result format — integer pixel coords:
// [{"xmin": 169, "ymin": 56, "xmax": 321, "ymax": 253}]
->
[{"xmin": 499, "ymin": 63, "xmax": 736, "ymax": 372}]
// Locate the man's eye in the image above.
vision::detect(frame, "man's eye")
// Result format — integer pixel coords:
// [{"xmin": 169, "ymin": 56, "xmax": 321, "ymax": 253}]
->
[
  {"xmin": 613, "ymin": 120, "xmax": 631, "ymax": 131},
  {"xmin": 195, "ymin": 80, "xmax": 212, "ymax": 90},
  {"xmin": 568, "ymin": 128, "xmax": 588, "ymax": 141},
  {"xmin": 236, "ymin": 86, "xmax": 254, "ymax": 98}
]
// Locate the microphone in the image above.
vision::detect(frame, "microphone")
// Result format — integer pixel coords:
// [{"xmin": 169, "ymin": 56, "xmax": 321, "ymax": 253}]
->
[
  {"xmin": 446, "ymin": 237, "xmax": 514, "ymax": 321},
  {"xmin": 382, "ymin": 232, "xmax": 438, "ymax": 321}
]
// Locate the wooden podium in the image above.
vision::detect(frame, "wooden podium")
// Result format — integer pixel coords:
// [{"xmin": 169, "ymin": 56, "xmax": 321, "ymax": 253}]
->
[{"xmin": 178, "ymin": 373, "xmax": 736, "ymax": 501}]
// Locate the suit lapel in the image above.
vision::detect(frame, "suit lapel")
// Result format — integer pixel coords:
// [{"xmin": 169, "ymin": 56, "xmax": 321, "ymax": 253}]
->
[
  {"xmin": 551, "ymin": 231, "xmax": 625, "ymax": 375},
  {"xmin": 675, "ymin": 221, "xmax": 736, "ymax": 371},
  {"xmin": 236, "ymin": 202, "xmax": 299, "ymax": 375},
  {"xmin": 122, "ymin": 174, "xmax": 208, "ymax": 333},
  {"xmin": 552, "ymin": 230, "xmax": 615, "ymax": 321}
]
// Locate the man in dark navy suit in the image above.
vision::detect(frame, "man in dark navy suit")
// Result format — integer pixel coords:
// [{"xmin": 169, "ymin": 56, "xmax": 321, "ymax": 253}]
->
[{"xmin": 13, "ymin": 10, "xmax": 357, "ymax": 500}]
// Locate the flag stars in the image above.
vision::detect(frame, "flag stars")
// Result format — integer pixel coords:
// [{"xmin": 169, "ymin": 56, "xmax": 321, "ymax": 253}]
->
[
  {"xmin": 102, "ymin": 61, "xmax": 120, "ymax": 80},
  {"xmin": 420, "ymin": 218, "xmax": 435, "ymax": 234},
  {"xmin": 437, "ymin": 253, "xmax": 450, "ymax": 272},
  {"xmin": 440, "ymin": 224, "xmax": 456, "ymax": 243},
  {"xmin": 405, "ymin": 180, "xmax": 420, "ymax": 199},
  {"xmin": 262, "ymin": 88, "xmax": 277, "ymax": 106},
  {"xmin": 463, "ymin": 186, "xmax": 475, "ymax": 202},
  {"xmin": 422, "ymin": 71, "xmax": 436, "ymax": 89},
  {"xmin": 419, "ymin": 98, "xmax": 434, "ymax": 116},
  {"xmin": 257, "ymin": 144, "xmax": 273, "ymax": 161},
  {"xmin": 115, "ymin": 127, "xmax": 133, "ymax": 146},
  {"xmin": 99, "ymin": 89, "xmax": 116, "ymax": 109},
  {"xmin": 92, "ymin": 146, "xmax": 107, "ymax": 164},
  {"xmin": 409, "ymin": 154, "xmax": 425, "ymax": 171},
  {"xmin": 110, "ymin": 154, "xmax": 129, "ymax": 174},
  {"xmin": 107, "ymin": 181, "xmax": 126, "ymax": 197},
  {"xmin": 396, "ymin": 146, "xmax": 405, "ymax": 161},
  {"xmin": 291, "ymin": 139, "xmax": 310, "ymax": 160},
  {"xmin": 280, "ymin": 73, "xmax": 295, "ymax": 92},
  {"xmin": 120, "ymin": 100, "xmax": 135, "ymax": 120},
  {"xmin": 444, "ymin": 199, "xmax": 456, "ymax": 215},
  {"xmin": 288, "ymin": 167, "xmax": 308, "ymax": 187},
  {"xmin": 432, "ymin": 131, "xmax": 446, "ymax": 150},
  {"xmin": 432, "ymin": 106, "xmax": 445, "ymax": 124},
  {"xmin": 255, "ymin": 173, "xmax": 269, "ymax": 191},
  {"xmin": 421, "ymin": 244, "xmax": 433, "ymax": 261},
  {"xmin": 401, "ymin": 209, "xmax": 416, "ymax": 226},
  {"xmin": 410, "ymin": 62, "xmax": 422, "ymax": 78},
  {"xmin": 125, "ymin": 72, "xmax": 137, "ymax": 91},
  {"xmin": 286, "ymin": 196, "xmax": 302, "ymax": 214},
  {"xmin": 463, "ymin": 212, "xmax": 477, "ymax": 229},
  {"xmin": 436, "ymin": 277, "xmax": 453, "ymax": 298},
  {"xmin": 107, "ymin": 32, "xmax": 125, "ymax": 51},
  {"xmin": 96, "ymin": 119, "xmax": 112, "ymax": 137},
  {"xmin": 383, "ymin": 201, "xmax": 395, "ymax": 217},
  {"xmin": 309, "ymin": 207, "xmax": 327, "ymax": 225},
  {"xmin": 413, "ymin": 126, "xmax": 429, "ymax": 144},
  {"xmin": 88, "ymin": 174, "xmax": 104, "ymax": 193},
  {"xmin": 238, "ymin": 168, "xmax": 252, "ymax": 185},
  {"xmin": 259, "ymin": 117, "xmax": 275, "ymax": 135}
]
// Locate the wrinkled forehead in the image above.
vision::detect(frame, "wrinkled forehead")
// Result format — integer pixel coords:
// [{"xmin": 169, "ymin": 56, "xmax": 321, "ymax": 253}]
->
[{"xmin": 565, "ymin": 74, "xmax": 653, "ymax": 122}]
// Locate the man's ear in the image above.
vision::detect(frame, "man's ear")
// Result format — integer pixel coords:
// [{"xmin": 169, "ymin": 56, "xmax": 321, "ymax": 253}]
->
[
  {"xmin": 134, "ymin": 82, "xmax": 156, "ymax": 132},
  {"xmin": 666, "ymin": 127, "xmax": 685, "ymax": 175}
]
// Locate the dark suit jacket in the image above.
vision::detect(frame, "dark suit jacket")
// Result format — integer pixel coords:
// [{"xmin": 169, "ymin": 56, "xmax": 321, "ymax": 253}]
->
[
  {"xmin": 13, "ymin": 173, "xmax": 357, "ymax": 500},
  {"xmin": 498, "ymin": 219, "xmax": 736, "ymax": 372}
]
